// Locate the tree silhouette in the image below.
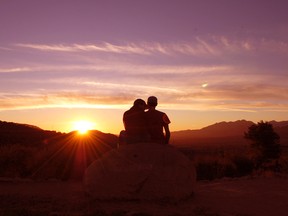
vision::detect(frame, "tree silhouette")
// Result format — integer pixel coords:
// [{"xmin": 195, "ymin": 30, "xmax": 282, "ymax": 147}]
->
[{"xmin": 244, "ymin": 121, "xmax": 281, "ymax": 165}]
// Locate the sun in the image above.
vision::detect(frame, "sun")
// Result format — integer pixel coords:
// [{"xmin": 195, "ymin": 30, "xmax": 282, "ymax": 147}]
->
[{"xmin": 72, "ymin": 120, "xmax": 95, "ymax": 134}]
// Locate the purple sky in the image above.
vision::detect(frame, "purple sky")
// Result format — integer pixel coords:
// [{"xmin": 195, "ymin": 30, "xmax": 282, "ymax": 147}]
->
[{"xmin": 0, "ymin": 0, "xmax": 288, "ymax": 133}]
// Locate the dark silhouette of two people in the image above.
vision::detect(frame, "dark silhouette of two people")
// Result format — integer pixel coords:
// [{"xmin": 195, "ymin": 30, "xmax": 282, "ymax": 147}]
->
[{"xmin": 121, "ymin": 96, "xmax": 171, "ymax": 145}]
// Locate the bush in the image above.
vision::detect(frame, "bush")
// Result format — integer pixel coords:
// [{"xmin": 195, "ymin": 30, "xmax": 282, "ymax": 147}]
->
[
  {"xmin": 232, "ymin": 155, "xmax": 254, "ymax": 177},
  {"xmin": 244, "ymin": 121, "xmax": 281, "ymax": 166},
  {"xmin": 0, "ymin": 145, "xmax": 36, "ymax": 177},
  {"xmin": 279, "ymin": 156, "xmax": 288, "ymax": 173}
]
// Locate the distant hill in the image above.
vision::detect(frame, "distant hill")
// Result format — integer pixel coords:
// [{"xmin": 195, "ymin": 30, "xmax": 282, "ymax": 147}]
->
[
  {"xmin": 195, "ymin": 120, "xmax": 254, "ymax": 137},
  {"xmin": 0, "ymin": 121, "xmax": 42, "ymax": 131},
  {"xmin": 0, "ymin": 120, "xmax": 119, "ymax": 179},
  {"xmin": 45, "ymin": 130, "xmax": 118, "ymax": 149},
  {"xmin": 0, "ymin": 120, "xmax": 118, "ymax": 148},
  {"xmin": 269, "ymin": 120, "xmax": 288, "ymax": 128},
  {"xmin": 0, "ymin": 120, "xmax": 62, "ymax": 146},
  {"xmin": 1, "ymin": 119, "xmax": 287, "ymax": 149},
  {"xmin": 171, "ymin": 120, "xmax": 288, "ymax": 147}
]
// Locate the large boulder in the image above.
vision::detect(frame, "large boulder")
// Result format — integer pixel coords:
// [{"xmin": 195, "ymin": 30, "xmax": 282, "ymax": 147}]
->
[{"xmin": 83, "ymin": 143, "xmax": 196, "ymax": 201}]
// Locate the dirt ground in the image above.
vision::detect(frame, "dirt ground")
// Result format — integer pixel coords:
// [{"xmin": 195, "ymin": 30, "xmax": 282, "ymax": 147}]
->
[{"xmin": 0, "ymin": 175, "xmax": 288, "ymax": 216}]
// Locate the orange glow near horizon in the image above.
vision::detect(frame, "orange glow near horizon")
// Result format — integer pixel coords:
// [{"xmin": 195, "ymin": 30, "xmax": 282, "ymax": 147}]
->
[{"xmin": 72, "ymin": 120, "xmax": 96, "ymax": 135}]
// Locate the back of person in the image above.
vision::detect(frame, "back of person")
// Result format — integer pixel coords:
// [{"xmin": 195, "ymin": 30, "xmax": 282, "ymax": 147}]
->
[
  {"xmin": 124, "ymin": 107, "xmax": 147, "ymax": 136},
  {"xmin": 123, "ymin": 99, "xmax": 149, "ymax": 144},
  {"xmin": 145, "ymin": 96, "xmax": 171, "ymax": 144},
  {"xmin": 145, "ymin": 109, "xmax": 166, "ymax": 143}
]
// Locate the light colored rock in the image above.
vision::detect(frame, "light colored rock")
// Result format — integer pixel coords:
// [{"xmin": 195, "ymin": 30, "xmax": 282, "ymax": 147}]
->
[{"xmin": 83, "ymin": 143, "xmax": 196, "ymax": 201}]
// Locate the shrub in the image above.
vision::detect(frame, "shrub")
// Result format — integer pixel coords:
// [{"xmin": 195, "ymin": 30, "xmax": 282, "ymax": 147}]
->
[
  {"xmin": 244, "ymin": 121, "xmax": 281, "ymax": 166},
  {"xmin": 232, "ymin": 155, "xmax": 254, "ymax": 177},
  {"xmin": 0, "ymin": 145, "xmax": 36, "ymax": 177}
]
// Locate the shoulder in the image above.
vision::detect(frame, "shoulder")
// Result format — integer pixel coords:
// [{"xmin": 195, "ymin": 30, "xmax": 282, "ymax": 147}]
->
[
  {"xmin": 148, "ymin": 110, "xmax": 171, "ymax": 124},
  {"xmin": 154, "ymin": 109, "xmax": 167, "ymax": 117},
  {"xmin": 162, "ymin": 113, "xmax": 171, "ymax": 124},
  {"xmin": 154, "ymin": 110, "xmax": 170, "ymax": 124},
  {"xmin": 123, "ymin": 110, "xmax": 130, "ymax": 115},
  {"xmin": 123, "ymin": 109, "xmax": 133, "ymax": 117}
]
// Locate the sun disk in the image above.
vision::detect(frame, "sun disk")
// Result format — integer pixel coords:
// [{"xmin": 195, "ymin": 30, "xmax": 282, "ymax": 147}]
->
[{"xmin": 72, "ymin": 120, "xmax": 95, "ymax": 134}]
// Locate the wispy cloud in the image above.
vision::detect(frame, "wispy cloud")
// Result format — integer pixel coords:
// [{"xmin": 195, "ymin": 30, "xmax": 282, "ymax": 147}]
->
[
  {"xmin": 1, "ymin": 59, "xmax": 287, "ymax": 113},
  {"xmin": 82, "ymin": 81, "xmax": 182, "ymax": 93},
  {"xmin": 0, "ymin": 62, "xmax": 231, "ymax": 77},
  {"xmin": 16, "ymin": 43, "xmax": 151, "ymax": 55},
  {"xmin": 0, "ymin": 91, "xmax": 129, "ymax": 111},
  {"xmin": 15, "ymin": 41, "xmax": 221, "ymax": 56},
  {"xmin": 0, "ymin": 46, "xmax": 12, "ymax": 51},
  {"xmin": 1, "ymin": 37, "xmax": 287, "ymax": 114},
  {"xmin": 1, "ymin": 76, "xmax": 288, "ymax": 112},
  {"xmin": 0, "ymin": 67, "xmax": 31, "ymax": 73},
  {"xmin": 15, "ymin": 37, "xmax": 288, "ymax": 57},
  {"xmin": 218, "ymin": 36, "xmax": 288, "ymax": 55}
]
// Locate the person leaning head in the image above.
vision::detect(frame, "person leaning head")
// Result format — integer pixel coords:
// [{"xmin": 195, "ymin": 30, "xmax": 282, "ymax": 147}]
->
[{"xmin": 133, "ymin": 98, "xmax": 147, "ymax": 109}]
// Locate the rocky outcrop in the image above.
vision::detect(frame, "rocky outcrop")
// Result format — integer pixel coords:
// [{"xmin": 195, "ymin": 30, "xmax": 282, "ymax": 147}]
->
[{"xmin": 84, "ymin": 143, "xmax": 196, "ymax": 201}]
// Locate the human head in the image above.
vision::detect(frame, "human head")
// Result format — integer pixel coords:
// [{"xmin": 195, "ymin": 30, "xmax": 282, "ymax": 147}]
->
[
  {"xmin": 147, "ymin": 96, "xmax": 158, "ymax": 107},
  {"xmin": 133, "ymin": 98, "xmax": 147, "ymax": 110}
]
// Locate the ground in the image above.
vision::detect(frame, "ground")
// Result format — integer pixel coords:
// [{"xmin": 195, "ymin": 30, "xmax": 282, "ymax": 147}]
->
[{"xmin": 0, "ymin": 174, "xmax": 288, "ymax": 216}]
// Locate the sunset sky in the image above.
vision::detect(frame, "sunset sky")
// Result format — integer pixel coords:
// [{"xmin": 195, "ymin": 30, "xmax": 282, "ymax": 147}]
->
[{"xmin": 1, "ymin": 0, "xmax": 288, "ymax": 134}]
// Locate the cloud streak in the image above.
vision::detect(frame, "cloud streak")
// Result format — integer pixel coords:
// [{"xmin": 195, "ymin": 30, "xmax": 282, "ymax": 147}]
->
[
  {"xmin": 1, "ymin": 62, "xmax": 287, "ymax": 113},
  {"xmin": 0, "ymin": 67, "xmax": 31, "ymax": 73},
  {"xmin": 15, "ymin": 36, "xmax": 288, "ymax": 57},
  {"xmin": 1, "ymin": 75, "xmax": 288, "ymax": 113},
  {"xmin": 15, "ymin": 40, "xmax": 226, "ymax": 56}
]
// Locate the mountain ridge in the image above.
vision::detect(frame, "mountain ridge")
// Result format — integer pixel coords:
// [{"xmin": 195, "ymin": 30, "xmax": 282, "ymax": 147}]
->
[
  {"xmin": 1, "ymin": 119, "xmax": 288, "ymax": 147},
  {"xmin": 171, "ymin": 120, "xmax": 288, "ymax": 146}
]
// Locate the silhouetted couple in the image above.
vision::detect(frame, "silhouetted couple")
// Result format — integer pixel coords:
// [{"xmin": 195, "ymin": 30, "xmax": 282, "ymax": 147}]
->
[{"xmin": 121, "ymin": 96, "xmax": 170, "ymax": 145}]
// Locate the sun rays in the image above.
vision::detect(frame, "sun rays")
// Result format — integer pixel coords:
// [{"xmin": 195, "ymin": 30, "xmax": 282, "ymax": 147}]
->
[{"xmin": 32, "ymin": 130, "xmax": 118, "ymax": 180}]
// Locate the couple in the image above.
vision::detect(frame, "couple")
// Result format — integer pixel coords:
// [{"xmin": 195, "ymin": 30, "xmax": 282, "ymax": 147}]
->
[{"xmin": 122, "ymin": 96, "xmax": 171, "ymax": 145}]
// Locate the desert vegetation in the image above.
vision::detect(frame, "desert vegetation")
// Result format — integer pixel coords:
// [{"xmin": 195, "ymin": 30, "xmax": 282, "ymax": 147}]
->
[
  {"xmin": 180, "ymin": 121, "xmax": 288, "ymax": 180},
  {"xmin": 245, "ymin": 121, "xmax": 281, "ymax": 166}
]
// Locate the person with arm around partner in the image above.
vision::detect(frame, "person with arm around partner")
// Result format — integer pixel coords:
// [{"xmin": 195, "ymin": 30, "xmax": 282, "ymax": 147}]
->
[{"xmin": 122, "ymin": 99, "xmax": 149, "ymax": 144}]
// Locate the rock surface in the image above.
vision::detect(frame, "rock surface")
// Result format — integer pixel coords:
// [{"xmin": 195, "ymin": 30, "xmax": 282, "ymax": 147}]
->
[{"xmin": 84, "ymin": 143, "xmax": 196, "ymax": 200}]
